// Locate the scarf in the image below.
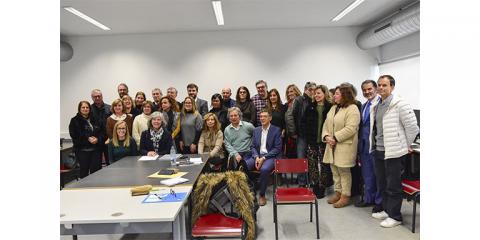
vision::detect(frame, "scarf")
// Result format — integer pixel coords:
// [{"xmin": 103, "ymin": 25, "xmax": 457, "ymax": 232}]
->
[{"xmin": 150, "ymin": 128, "xmax": 164, "ymax": 153}]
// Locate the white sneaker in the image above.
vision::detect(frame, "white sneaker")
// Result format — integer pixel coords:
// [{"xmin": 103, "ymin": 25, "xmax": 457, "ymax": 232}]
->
[
  {"xmin": 371, "ymin": 211, "xmax": 388, "ymax": 220},
  {"xmin": 380, "ymin": 217, "xmax": 402, "ymax": 228}
]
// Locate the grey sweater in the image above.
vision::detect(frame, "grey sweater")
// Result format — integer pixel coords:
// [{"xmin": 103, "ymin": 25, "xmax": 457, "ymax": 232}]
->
[{"xmin": 180, "ymin": 112, "xmax": 203, "ymax": 146}]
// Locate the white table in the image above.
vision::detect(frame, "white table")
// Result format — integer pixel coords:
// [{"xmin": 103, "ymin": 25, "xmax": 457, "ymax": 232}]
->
[{"xmin": 60, "ymin": 186, "xmax": 192, "ymax": 240}]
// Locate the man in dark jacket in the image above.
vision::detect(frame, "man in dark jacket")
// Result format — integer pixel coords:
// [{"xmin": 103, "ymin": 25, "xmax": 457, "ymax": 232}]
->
[
  {"xmin": 187, "ymin": 83, "xmax": 208, "ymax": 116},
  {"xmin": 90, "ymin": 89, "xmax": 111, "ymax": 164},
  {"xmin": 291, "ymin": 82, "xmax": 316, "ymax": 186}
]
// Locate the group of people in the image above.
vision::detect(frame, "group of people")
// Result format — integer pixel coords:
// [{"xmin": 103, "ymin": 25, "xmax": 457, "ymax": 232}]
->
[{"xmin": 68, "ymin": 75, "xmax": 418, "ymax": 228}]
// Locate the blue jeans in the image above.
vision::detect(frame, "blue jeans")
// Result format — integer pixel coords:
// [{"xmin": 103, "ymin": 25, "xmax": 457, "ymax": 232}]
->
[{"xmin": 296, "ymin": 137, "xmax": 307, "ymax": 185}]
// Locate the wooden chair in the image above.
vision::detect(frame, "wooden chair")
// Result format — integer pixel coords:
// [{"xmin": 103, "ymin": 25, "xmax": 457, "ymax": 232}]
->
[
  {"xmin": 402, "ymin": 179, "xmax": 420, "ymax": 233},
  {"xmin": 273, "ymin": 158, "xmax": 319, "ymax": 239}
]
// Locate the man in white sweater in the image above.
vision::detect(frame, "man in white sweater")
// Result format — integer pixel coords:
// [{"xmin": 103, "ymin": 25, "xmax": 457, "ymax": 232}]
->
[{"xmin": 371, "ymin": 75, "xmax": 419, "ymax": 228}]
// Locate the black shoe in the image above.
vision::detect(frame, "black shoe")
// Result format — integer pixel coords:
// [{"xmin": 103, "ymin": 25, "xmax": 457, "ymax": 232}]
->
[
  {"xmin": 354, "ymin": 200, "xmax": 375, "ymax": 208},
  {"xmin": 372, "ymin": 204, "xmax": 384, "ymax": 213},
  {"xmin": 312, "ymin": 185, "xmax": 326, "ymax": 199}
]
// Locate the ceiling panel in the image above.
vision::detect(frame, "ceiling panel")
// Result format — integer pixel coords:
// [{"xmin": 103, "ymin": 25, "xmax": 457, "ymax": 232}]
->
[{"xmin": 61, "ymin": 0, "xmax": 418, "ymax": 36}]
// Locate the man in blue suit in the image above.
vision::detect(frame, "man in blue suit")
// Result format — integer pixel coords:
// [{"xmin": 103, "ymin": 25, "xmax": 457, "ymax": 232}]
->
[
  {"xmin": 355, "ymin": 80, "xmax": 382, "ymax": 211},
  {"xmin": 247, "ymin": 109, "xmax": 282, "ymax": 206}
]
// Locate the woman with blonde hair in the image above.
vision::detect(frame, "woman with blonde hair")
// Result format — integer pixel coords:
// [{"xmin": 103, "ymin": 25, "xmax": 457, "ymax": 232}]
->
[
  {"xmin": 122, "ymin": 95, "xmax": 140, "ymax": 118},
  {"xmin": 322, "ymin": 85, "xmax": 360, "ymax": 208},
  {"xmin": 106, "ymin": 99, "xmax": 133, "ymax": 140},
  {"xmin": 107, "ymin": 120, "xmax": 138, "ymax": 163},
  {"xmin": 178, "ymin": 96, "xmax": 203, "ymax": 154},
  {"xmin": 284, "ymin": 84, "xmax": 301, "ymax": 159},
  {"xmin": 198, "ymin": 113, "xmax": 225, "ymax": 171}
]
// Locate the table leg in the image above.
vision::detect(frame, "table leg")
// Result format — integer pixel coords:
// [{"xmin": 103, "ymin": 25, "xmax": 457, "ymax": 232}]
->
[
  {"xmin": 180, "ymin": 206, "xmax": 186, "ymax": 240},
  {"xmin": 173, "ymin": 206, "xmax": 186, "ymax": 240}
]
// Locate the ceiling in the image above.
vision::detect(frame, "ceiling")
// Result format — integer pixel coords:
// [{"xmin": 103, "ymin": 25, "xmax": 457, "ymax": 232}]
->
[{"xmin": 61, "ymin": 0, "xmax": 418, "ymax": 36}]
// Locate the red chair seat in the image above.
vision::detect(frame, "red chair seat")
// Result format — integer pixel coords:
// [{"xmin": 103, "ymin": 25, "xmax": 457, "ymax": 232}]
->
[
  {"xmin": 275, "ymin": 187, "xmax": 316, "ymax": 203},
  {"xmin": 402, "ymin": 180, "xmax": 420, "ymax": 195},
  {"xmin": 192, "ymin": 213, "xmax": 243, "ymax": 237}
]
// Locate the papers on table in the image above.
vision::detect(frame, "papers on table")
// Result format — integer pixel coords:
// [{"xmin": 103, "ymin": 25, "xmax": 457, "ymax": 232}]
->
[
  {"xmin": 158, "ymin": 154, "xmax": 183, "ymax": 161},
  {"xmin": 160, "ymin": 177, "xmax": 189, "ymax": 186},
  {"xmin": 142, "ymin": 192, "xmax": 188, "ymax": 203},
  {"xmin": 189, "ymin": 158, "xmax": 203, "ymax": 164},
  {"xmin": 138, "ymin": 155, "xmax": 158, "ymax": 161},
  {"xmin": 148, "ymin": 171, "xmax": 188, "ymax": 179}
]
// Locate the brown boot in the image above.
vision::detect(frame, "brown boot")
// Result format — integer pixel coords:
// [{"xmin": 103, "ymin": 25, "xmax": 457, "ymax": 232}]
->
[
  {"xmin": 327, "ymin": 191, "xmax": 341, "ymax": 204},
  {"xmin": 333, "ymin": 195, "xmax": 351, "ymax": 208}
]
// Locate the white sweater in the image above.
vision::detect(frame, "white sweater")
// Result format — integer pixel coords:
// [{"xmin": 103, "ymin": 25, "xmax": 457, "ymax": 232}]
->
[
  {"xmin": 376, "ymin": 94, "xmax": 419, "ymax": 159},
  {"xmin": 132, "ymin": 113, "xmax": 152, "ymax": 149}
]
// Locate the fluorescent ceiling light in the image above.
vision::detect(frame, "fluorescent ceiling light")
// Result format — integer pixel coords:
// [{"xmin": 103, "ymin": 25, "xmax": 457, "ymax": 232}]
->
[
  {"xmin": 211, "ymin": 1, "xmax": 224, "ymax": 25},
  {"xmin": 331, "ymin": 0, "xmax": 365, "ymax": 22},
  {"xmin": 64, "ymin": 7, "xmax": 111, "ymax": 30}
]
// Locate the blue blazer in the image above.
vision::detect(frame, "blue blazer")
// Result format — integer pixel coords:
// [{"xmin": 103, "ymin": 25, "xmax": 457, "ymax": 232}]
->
[{"xmin": 251, "ymin": 125, "xmax": 282, "ymax": 160}]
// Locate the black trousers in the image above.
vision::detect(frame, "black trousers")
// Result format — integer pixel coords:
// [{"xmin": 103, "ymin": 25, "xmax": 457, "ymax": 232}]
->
[
  {"xmin": 77, "ymin": 150, "xmax": 102, "ymax": 178},
  {"xmin": 374, "ymin": 151, "xmax": 405, "ymax": 221}
]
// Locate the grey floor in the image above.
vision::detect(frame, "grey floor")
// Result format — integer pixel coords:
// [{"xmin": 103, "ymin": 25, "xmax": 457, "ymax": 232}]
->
[{"xmin": 61, "ymin": 185, "xmax": 420, "ymax": 240}]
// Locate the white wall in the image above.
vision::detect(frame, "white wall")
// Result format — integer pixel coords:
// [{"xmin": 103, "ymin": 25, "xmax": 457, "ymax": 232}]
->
[
  {"xmin": 378, "ymin": 56, "xmax": 420, "ymax": 109},
  {"xmin": 60, "ymin": 27, "xmax": 380, "ymax": 137}
]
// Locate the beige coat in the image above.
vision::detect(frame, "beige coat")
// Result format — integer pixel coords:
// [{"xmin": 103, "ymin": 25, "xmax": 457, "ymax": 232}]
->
[
  {"xmin": 322, "ymin": 104, "xmax": 360, "ymax": 168},
  {"xmin": 198, "ymin": 130, "xmax": 225, "ymax": 158}
]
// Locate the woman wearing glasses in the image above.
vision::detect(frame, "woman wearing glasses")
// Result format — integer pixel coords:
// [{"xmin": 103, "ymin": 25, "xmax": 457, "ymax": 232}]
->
[
  {"xmin": 107, "ymin": 120, "xmax": 138, "ymax": 163},
  {"xmin": 235, "ymin": 86, "xmax": 256, "ymax": 126},
  {"xmin": 139, "ymin": 111, "xmax": 173, "ymax": 156}
]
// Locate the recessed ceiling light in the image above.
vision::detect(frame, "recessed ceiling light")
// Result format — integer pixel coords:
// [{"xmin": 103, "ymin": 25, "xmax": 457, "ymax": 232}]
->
[
  {"xmin": 64, "ymin": 7, "xmax": 111, "ymax": 31},
  {"xmin": 331, "ymin": 0, "xmax": 365, "ymax": 22},
  {"xmin": 211, "ymin": 1, "xmax": 224, "ymax": 26}
]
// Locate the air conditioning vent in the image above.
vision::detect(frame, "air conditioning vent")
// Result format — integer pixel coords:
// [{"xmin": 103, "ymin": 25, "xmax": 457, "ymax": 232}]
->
[
  {"xmin": 374, "ymin": 23, "xmax": 392, "ymax": 33},
  {"xmin": 356, "ymin": 2, "xmax": 419, "ymax": 50}
]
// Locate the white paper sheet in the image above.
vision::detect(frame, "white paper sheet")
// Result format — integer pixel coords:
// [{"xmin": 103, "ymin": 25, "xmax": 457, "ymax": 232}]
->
[{"xmin": 138, "ymin": 155, "xmax": 158, "ymax": 161}]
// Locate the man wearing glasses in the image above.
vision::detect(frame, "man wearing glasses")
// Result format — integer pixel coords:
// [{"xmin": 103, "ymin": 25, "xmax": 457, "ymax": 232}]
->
[
  {"xmin": 251, "ymin": 80, "xmax": 269, "ymax": 127},
  {"xmin": 90, "ymin": 89, "xmax": 111, "ymax": 164}
]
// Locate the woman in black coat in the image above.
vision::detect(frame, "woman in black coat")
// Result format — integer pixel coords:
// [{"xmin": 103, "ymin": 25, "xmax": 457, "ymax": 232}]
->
[
  {"xmin": 303, "ymin": 85, "xmax": 333, "ymax": 198},
  {"xmin": 209, "ymin": 93, "xmax": 229, "ymax": 132},
  {"xmin": 235, "ymin": 86, "xmax": 257, "ymax": 126},
  {"xmin": 266, "ymin": 88, "xmax": 287, "ymax": 137},
  {"xmin": 69, "ymin": 101, "xmax": 105, "ymax": 178},
  {"xmin": 139, "ymin": 111, "xmax": 173, "ymax": 156}
]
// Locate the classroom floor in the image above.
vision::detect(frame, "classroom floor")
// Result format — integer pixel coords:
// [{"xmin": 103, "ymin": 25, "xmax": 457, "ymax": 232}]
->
[{"xmin": 60, "ymin": 185, "xmax": 420, "ymax": 240}]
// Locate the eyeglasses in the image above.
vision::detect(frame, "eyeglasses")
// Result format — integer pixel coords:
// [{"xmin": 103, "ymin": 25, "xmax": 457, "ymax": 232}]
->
[
  {"xmin": 239, "ymin": 91, "xmax": 247, "ymax": 94},
  {"xmin": 117, "ymin": 127, "xmax": 126, "ymax": 130},
  {"xmin": 154, "ymin": 189, "xmax": 177, "ymax": 200}
]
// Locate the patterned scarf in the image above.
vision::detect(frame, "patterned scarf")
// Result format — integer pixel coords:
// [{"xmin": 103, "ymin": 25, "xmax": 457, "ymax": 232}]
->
[{"xmin": 150, "ymin": 128, "xmax": 164, "ymax": 153}]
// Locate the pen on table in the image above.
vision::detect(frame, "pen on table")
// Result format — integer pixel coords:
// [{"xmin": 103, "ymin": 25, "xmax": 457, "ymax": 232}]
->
[{"xmin": 154, "ymin": 194, "xmax": 162, "ymax": 200}]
